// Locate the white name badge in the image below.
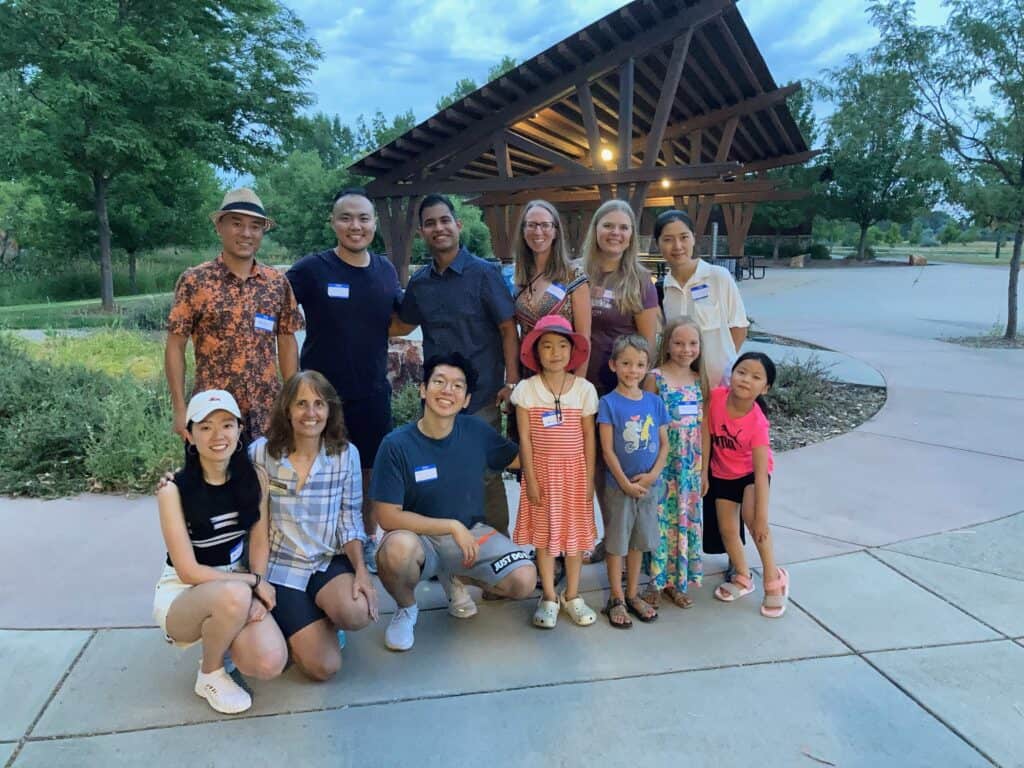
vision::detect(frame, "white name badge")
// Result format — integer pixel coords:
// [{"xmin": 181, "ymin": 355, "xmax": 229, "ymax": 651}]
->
[
  {"xmin": 414, "ymin": 465, "xmax": 438, "ymax": 483},
  {"xmin": 690, "ymin": 283, "xmax": 710, "ymax": 301},
  {"xmin": 677, "ymin": 401, "xmax": 700, "ymax": 417},
  {"xmin": 327, "ymin": 283, "xmax": 350, "ymax": 299},
  {"xmin": 545, "ymin": 283, "xmax": 566, "ymax": 301},
  {"xmin": 603, "ymin": 288, "xmax": 615, "ymax": 300},
  {"xmin": 254, "ymin": 313, "xmax": 276, "ymax": 332},
  {"xmin": 229, "ymin": 540, "xmax": 244, "ymax": 564},
  {"xmin": 541, "ymin": 410, "xmax": 561, "ymax": 427}
]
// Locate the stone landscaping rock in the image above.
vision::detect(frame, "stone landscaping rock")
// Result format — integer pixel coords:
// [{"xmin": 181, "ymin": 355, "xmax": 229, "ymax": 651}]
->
[
  {"xmin": 909, "ymin": 253, "xmax": 927, "ymax": 266},
  {"xmin": 387, "ymin": 338, "xmax": 423, "ymax": 390},
  {"xmin": 789, "ymin": 254, "xmax": 805, "ymax": 268}
]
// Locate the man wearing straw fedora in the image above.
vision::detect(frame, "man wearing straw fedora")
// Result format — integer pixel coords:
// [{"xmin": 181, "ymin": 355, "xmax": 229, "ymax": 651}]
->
[{"xmin": 166, "ymin": 188, "xmax": 304, "ymax": 442}]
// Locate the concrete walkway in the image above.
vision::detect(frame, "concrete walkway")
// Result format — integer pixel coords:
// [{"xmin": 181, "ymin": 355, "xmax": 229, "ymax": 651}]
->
[{"xmin": 2, "ymin": 263, "xmax": 1023, "ymax": 767}]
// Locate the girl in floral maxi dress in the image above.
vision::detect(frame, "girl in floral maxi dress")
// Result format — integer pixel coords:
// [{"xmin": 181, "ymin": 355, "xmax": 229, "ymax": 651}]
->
[{"xmin": 642, "ymin": 316, "xmax": 709, "ymax": 608}]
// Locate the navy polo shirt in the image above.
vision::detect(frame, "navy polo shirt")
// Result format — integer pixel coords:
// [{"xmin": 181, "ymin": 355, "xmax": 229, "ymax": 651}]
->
[
  {"xmin": 286, "ymin": 249, "xmax": 402, "ymax": 400},
  {"xmin": 399, "ymin": 248, "xmax": 514, "ymax": 413},
  {"xmin": 370, "ymin": 415, "xmax": 519, "ymax": 529}
]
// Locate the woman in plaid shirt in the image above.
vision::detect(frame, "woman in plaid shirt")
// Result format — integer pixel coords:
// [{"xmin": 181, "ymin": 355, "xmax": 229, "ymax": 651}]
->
[{"xmin": 249, "ymin": 371, "xmax": 379, "ymax": 681}]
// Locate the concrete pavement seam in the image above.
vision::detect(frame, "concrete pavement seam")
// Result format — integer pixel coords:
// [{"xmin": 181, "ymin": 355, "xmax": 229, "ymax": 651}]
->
[
  {"xmin": 878, "ymin": 509, "xmax": 1024, "ymax": 549},
  {"xmin": 874, "ymin": 549, "xmax": 1024, "ymax": 585},
  {"xmin": 14, "ymin": 650, "xmax": 861, "ymax": 743},
  {"xmin": 852, "ymin": 429, "xmax": 1024, "ymax": 463},
  {"xmin": 865, "ymin": 550, "xmax": 1013, "ymax": 641},
  {"xmin": 6, "ymin": 629, "xmax": 97, "ymax": 768}
]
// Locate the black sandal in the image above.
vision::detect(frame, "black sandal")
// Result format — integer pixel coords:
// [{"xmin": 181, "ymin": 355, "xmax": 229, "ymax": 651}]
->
[
  {"xmin": 625, "ymin": 595, "xmax": 658, "ymax": 623},
  {"xmin": 601, "ymin": 598, "xmax": 633, "ymax": 629}
]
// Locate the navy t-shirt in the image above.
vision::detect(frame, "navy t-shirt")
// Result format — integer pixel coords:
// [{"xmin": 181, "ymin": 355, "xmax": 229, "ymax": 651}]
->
[
  {"xmin": 597, "ymin": 390, "xmax": 670, "ymax": 488},
  {"xmin": 370, "ymin": 415, "xmax": 518, "ymax": 528},
  {"xmin": 399, "ymin": 248, "xmax": 514, "ymax": 413},
  {"xmin": 286, "ymin": 249, "xmax": 402, "ymax": 400}
]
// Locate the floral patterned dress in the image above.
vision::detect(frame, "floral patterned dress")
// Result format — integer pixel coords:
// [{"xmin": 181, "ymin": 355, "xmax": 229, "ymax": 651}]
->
[{"xmin": 645, "ymin": 370, "xmax": 703, "ymax": 591}]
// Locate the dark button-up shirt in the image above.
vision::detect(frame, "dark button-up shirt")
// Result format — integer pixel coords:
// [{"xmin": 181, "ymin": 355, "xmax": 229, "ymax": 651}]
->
[{"xmin": 399, "ymin": 248, "xmax": 514, "ymax": 412}]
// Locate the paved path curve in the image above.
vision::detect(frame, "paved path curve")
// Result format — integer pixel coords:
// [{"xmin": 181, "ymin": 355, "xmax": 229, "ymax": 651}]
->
[{"xmin": 2, "ymin": 263, "xmax": 1022, "ymax": 767}]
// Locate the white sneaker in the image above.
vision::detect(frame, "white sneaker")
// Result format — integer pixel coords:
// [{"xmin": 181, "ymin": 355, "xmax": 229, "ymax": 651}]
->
[
  {"xmin": 385, "ymin": 604, "xmax": 418, "ymax": 651},
  {"xmin": 443, "ymin": 575, "xmax": 478, "ymax": 619},
  {"xmin": 194, "ymin": 667, "xmax": 252, "ymax": 714}
]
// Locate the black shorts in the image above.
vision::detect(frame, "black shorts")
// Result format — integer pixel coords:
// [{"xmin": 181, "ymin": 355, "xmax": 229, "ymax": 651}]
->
[
  {"xmin": 710, "ymin": 473, "xmax": 771, "ymax": 504},
  {"xmin": 271, "ymin": 554, "xmax": 355, "ymax": 638},
  {"xmin": 342, "ymin": 387, "xmax": 393, "ymax": 469}
]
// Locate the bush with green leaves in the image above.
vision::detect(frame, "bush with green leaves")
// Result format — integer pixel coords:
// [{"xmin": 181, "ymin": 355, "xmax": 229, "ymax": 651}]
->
[
  {"xmin": 0, "ymin": 333, "xmax": 179, "ymax": 496},
  {"xmin": 391, "ymin": 382, "xmax": 423, "ymax": 428},
  {"xmin": 764, "ymin": 356, "xmax": 836, "ymax": 418},
  {"xmin": 120, "ymin": 295, "xmax": 174, "ymax": 331},
  {"xmin": 808, "ymin": 243, "xmax": 831, "ymax": 260}
]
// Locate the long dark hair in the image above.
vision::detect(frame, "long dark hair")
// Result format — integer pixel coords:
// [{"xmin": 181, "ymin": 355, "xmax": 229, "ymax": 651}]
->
[
  {"xmin": 176, "ymin": 418, "xmax": 260, "ymax": 526},
  {"xmin": 732, "ymin": 351, "xmax": 777, "ymax": 416},
  {"xmin": 265, "ymin": 370, "xmax": 348, "ymax": 459}
]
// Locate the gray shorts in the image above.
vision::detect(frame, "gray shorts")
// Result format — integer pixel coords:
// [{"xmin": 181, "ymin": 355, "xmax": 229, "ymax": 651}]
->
[
  {"xmin": 599, "ymin": 481, "xmax": 661, "ymax": 556},
  {"xmin": 383, "ymin": 524, "xmax": 534, "ymax": 588}
]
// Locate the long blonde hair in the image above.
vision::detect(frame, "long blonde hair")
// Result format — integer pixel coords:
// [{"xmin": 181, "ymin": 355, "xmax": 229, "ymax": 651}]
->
[
  {"xmin": 657, "ymin": 315, "xmax": 710, "ymax": 400},
  {"xmin": 512, "ymin": 200, "xmax": 573, "ymax": 288},
  {"xmin": 581, "ymin": 199, "xmax": 649, "ymax": 314}
]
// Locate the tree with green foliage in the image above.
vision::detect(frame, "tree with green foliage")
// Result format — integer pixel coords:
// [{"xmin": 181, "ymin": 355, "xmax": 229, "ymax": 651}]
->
[
  {"xmin": 435, "ymin": 56, "xmax": 518, "ymax": 112},
  {"xmin": 0, "ymin": 0, "xmax": 320, "ymax": 311},
  {"xmin": 938, "ymin": 220, "xmax": 961, "ymax": 245},
  {"xmin": 817, "ymin": 56, "xmax": 947, "ymax": 260},
  {"xmin": 884, "ymin": 223, "xmax": 902, "ymax": 247},
  {"xmin": 908, "ymin": 220, "xmax": 924, "ymax": 245},
  {"xmin": 871, "ymin": 0, "xmax": 1023, "ymax": 338}
]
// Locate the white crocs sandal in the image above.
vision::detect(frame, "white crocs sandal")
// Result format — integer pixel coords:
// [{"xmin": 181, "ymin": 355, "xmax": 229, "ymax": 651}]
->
[
  {"xmin": 560, "ymin": 593, "xmax": 597, "ymax": 626},
  {"xmin": 532, "ymin": 598, "xmax": 559, "ymax": 629}
]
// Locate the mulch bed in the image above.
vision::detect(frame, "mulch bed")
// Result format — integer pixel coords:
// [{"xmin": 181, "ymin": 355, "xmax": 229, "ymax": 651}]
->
[
  {"xmin": 771, "ymin": 382, "xmax": 887, "ymax": 453},
  {"xmin": 942, "ymin": 335, "xmax": 1024, "ymax": 350}
]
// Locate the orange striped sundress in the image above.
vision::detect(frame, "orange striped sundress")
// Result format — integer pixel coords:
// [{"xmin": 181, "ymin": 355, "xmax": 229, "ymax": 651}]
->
[{"xmin": 510, "ymin": 375, "xmax": 599, "ymax": 556}]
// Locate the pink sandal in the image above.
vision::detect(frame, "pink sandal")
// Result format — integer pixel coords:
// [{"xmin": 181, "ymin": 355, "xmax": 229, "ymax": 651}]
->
[
  {"xmin": 760, "ymin": 567, "xmax": 790, "ymax": 618},
  {"xmin": 714, "ymin": 572, "xmax": 755, "ymax": 602}
]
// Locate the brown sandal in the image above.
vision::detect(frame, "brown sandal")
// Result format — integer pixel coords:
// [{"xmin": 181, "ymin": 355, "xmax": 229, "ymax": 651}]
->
[
  {"xmin": 602, "ymin": 598, "xmax": 633, "ymax": 629},
  {"xmin": 625, "ymin": 595, "xmax": 658, "ymax": 623},
  {"xmin": 641, "ymin": 584, "xmax": 661, "ymax": 608},
  {"xmin": 663, "ymin": 586, "xmax": 694, "ymax": 609}
]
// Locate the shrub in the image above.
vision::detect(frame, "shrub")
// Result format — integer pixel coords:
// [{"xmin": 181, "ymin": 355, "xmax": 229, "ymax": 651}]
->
[
  {"xmin": 778, "ymin": 242, "xmax": 802, "ymax": 260},
  {"xmin": 0, "ymin": 333, "xmax": 181, "ymax": 496},
  {"xmin": 765, "ymin": 355, "xmax": 835, "ymax": 418},
  {"xmin": 808, "ymin": 243, "xmax": 831, "ymax": 260},
  {"xmin": 391, "ymin": 382, "xmax": 422, "ymax": 428},
  {"xmin": 121, "ymin": 295, "xmax": 174, "ymax": 331}
]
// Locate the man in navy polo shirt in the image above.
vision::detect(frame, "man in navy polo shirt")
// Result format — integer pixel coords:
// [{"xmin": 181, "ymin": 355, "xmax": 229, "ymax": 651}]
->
[
  {"xmin": 395, "ymin": 194, "xmax": 520, "ymax": 536},
  {"xmin": 286, "ymin": 189, "xmax": 403, "ymax": 569},
  {"xmin": 371, "ymin": 353, "xmax": 536, "ymax": 652}
]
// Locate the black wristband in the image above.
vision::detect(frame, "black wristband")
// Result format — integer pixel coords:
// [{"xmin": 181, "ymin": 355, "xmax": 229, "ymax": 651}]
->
[{"xmin": 251, "ymin": 573, "xmax": 261, "ymax": 590}]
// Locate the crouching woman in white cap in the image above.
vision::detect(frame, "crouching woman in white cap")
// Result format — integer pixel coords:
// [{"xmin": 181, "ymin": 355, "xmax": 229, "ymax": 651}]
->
[{"xmin": 154, "ymin": 389, "xmax": 287, "ymax": 714}]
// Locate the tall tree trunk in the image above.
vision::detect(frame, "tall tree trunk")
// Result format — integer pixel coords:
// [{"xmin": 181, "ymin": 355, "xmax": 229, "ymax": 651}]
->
[
  {"xmin": 1006, "ymin": 214, "xmax": 1022, "ymax": 340},
  {"xmin": 93, "ymin": 172, "xmax": 114, "ymax": 312},
  {"xmin": 128, "ymin": 249, "xmax": 137, "ymax": 294},
  {"xmin": 772, "ymin": 232, "xmax": 780, "ymax": 259},
  {"xmin": 856, "ymin": 223, "xmax": 869, "ymax": 260},
  {"xmin": 995, "ymin": 229, "xmax": 1002, "ymax": 260}
]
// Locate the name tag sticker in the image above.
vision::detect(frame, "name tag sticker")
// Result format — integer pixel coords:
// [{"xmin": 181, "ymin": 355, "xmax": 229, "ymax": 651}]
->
[
  {"xmin": 545, "ymin": 283, "xmax": 566, "ymax": 301},
  {"xmin": 690, "ymin": 284, "xmax": 710, "ymax": 301},
  {"xmin": 604, "ymin": 288, "xmax": 615, "ymax": 300},
  {"xmin": 414, "ymin": 465, "xmax": 438, "ymax": 483},
  {"xmin": 268, "ymin": 478, "xmax": 288, "ymax": 494},
  {"xmin": 541, "ymin": 411, "xmax": 561, "ymax": 428},
  {"xmin": 327, "ymin": 283, "xmax": 350, "ymax": 299},
  {"xmin": 677, "ymin": 401, "xmax": 700, "ymax": 417},
  {"xmin": 254, "ymin": 313, "xmax": 276, "ymax": 332},
  {"xmin": 229, "ymin": 540, "xmax": 244, "ymax": 564}
]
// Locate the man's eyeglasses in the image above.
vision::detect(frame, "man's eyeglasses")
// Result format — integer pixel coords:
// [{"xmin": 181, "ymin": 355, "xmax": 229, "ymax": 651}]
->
[
  {"xmin": 524, "ymin": 222, "xmax": 556, "ymax": 232},
  {"xmin": 427, "ymin": 377, "xmax": 466, "ymax": 394}
]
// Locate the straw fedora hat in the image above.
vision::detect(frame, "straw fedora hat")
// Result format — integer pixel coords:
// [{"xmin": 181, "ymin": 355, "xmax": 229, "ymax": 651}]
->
[{"xmin": 209, "ymin": 188, "xmax": 275, "ymax": 229}]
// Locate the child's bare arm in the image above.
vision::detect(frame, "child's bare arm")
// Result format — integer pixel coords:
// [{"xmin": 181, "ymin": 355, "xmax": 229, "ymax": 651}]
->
[
  {"xmin": 599, "ymin": 423, "xmax": 642, "ymax": 497},
  {"xmin": 700, "ymin": 407, "xmax": 711, "ymax": 495},
  {"xmin": 633, "ymin": 424, "xmax": 670, "ymax": 488},
  {"xmin": 517, "ymin": 406, "xmax": 541, "ymax": 505},
  {"xmin": 582, "ymin": 414, "xmax": 596, "ymax": 497},
  {"xmin": 751, "ymin": 445, "xmax": 772, "ymax": 542}
]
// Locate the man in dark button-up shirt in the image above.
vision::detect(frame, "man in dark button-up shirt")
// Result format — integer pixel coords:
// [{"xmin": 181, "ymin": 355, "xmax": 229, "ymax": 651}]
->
[{"xmin": 396, "ymin": 194, "xmax": 519, "ymax": 535}]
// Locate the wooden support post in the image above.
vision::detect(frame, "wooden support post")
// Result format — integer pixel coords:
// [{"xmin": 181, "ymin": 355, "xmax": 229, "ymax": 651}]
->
[
  {"xmin": 694, "ymin": 195, "xmax": 713, "ymax": 238},
  {"xmin": 618, "ymin": 58, "xmax": 635, "ymax": 171}
]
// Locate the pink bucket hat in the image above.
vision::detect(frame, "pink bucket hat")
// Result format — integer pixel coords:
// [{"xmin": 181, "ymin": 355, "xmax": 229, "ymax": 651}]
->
[{"xmin": 520, "ymin": 315, "xmax": 590, "ymax": 373}]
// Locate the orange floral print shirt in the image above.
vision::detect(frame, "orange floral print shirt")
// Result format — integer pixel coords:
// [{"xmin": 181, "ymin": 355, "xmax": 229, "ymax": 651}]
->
[{"xmin": 168, "ymin": 255, "xmax": 304, "ymax": 438}]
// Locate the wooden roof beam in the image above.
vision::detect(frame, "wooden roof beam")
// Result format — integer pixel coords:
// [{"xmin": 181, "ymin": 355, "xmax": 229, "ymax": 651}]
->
[
  {"xmin": 363, "ymin": 0, "xmax": 735, "ymax": 189},
  {"xmin": 741, "ymin": 150, "xmax": 821, "ymax": 173},
  {"xmin": 370, "ymin": 161, "xmax": 738, "ymax": 197}
]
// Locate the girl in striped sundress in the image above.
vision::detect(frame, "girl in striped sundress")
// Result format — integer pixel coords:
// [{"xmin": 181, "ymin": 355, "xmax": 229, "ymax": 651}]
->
[{"xmin": 512, "ymin": 315, "xmax": 600, "ymax": 630}]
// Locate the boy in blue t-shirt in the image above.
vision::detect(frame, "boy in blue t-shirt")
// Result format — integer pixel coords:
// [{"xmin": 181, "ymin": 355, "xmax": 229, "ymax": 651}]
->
[{"xmin": 596, "ymin": 334, "xmax": 669, "ymax": 628}]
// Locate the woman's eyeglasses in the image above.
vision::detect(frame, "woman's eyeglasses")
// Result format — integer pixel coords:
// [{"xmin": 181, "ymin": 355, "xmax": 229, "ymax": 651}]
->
[{"xmin": 524, "ymin": 222, "xmax": 556, "ymax": 232}]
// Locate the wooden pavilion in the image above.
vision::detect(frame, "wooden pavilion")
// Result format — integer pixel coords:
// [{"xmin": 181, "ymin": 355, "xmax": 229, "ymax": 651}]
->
[{"xmin": 348, "ymin": 0, "xmax": 815, "ymax": 283}]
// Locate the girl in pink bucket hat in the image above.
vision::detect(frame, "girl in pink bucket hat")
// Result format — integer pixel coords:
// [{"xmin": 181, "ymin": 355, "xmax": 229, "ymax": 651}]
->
[{"xmin": 511, "ymin": 315, "xmax": 600, "ymax": 628}]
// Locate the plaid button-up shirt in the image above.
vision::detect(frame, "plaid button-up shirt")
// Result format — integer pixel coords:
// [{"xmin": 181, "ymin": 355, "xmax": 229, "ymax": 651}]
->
[{"xmin": 249, "ymin": 437, "xmax": 366, "ymax": 591}]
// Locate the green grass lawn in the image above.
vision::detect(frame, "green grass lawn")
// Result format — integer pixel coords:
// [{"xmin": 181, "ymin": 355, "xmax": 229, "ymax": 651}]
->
[
  {"xmin": 0, "ymin": 293, "xmax": 171, "ymax": 329},
  {"xmin": 832, "ymin": 241, "xmax": 1022, "ymax": 266}
]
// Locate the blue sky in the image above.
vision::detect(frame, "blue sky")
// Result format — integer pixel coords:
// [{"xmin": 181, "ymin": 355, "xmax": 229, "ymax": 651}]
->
[{"xmin": 286, "ymin": 0, "xmax": 948, "ymax": 129}]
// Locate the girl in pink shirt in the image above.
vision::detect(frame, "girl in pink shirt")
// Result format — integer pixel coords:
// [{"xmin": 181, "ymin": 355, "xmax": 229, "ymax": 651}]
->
[{"xmin": 706, "ymin": 352, "xmax": 789, "ymax": 618}]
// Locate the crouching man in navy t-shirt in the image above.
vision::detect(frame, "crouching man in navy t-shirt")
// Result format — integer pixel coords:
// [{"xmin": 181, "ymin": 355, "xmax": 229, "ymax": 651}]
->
[{"xmin": 370, "ymin": 352, "xmax": 537, "ymax": 651}]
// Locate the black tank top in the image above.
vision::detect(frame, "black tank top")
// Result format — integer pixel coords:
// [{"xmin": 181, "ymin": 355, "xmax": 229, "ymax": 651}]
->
[{"xmin": 166, "ymin": 473, "xmax": 258, "ymax": 568}]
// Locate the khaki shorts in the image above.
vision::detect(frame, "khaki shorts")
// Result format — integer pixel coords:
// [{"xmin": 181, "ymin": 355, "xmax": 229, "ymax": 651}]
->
[
  {"xmin": 599, "ymin": 481, "xmax": 661, "ymax": 556},
  {"xmin": 152, "ymin": 562, "xmax": 246, "ymax": 649},
  {"xmin": 382, "ymin": 524, "xmax": 534, "ymax": 588}
]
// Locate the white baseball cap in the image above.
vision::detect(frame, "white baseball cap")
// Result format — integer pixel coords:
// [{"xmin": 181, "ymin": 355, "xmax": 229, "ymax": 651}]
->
[{"xmin": 186, "ymin": 390, "xmax": 242, "ymax": 424}]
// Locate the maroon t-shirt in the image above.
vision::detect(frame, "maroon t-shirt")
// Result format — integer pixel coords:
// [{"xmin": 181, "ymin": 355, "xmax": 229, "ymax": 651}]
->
[{"xmin": 585, "ymin": 272, "xmax": 659, "ymax": 393}]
